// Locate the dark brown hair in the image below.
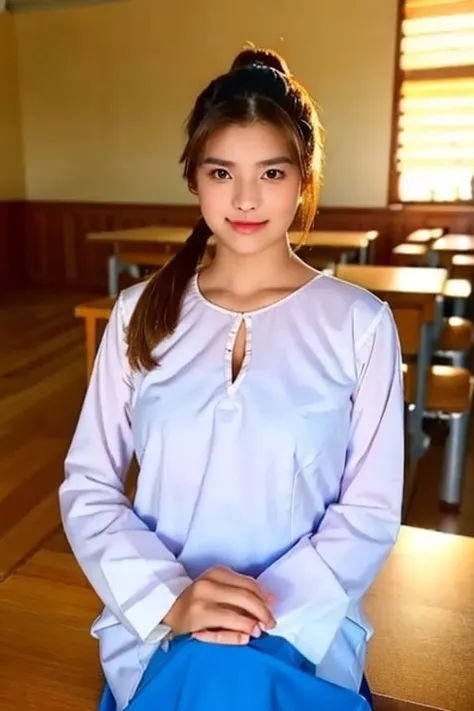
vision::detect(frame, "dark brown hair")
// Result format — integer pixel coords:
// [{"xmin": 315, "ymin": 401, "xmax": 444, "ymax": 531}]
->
[{"xmin": 127, "ymin": 47, "xmax": 324, "ymax": 371}]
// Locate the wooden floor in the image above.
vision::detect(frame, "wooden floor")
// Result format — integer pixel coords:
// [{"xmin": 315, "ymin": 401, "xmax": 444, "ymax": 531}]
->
[{"xmin": 1, "ymin": 289, "xmax": 473, "ymax": 711}]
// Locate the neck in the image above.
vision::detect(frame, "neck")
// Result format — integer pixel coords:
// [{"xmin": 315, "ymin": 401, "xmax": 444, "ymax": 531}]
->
[{"xmin": 206, "ymin": 238, "xmax": 304, "ymax": 294}]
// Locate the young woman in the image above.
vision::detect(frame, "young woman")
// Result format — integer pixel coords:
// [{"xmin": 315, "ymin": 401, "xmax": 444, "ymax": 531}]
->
[{"xmin": 60, "ymin": 48, "xmax": 404, "ymax": 711}]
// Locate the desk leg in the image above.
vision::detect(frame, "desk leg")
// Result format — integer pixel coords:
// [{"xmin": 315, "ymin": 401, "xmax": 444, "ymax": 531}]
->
[
  {"xmin": 108, "ymin": 255, "xmax": 120, "ymax": 297},
  {"xmin": 85, "ymin": 316, "xmax": 97, "ymax": 381},
  {"xmin": 109, "ymin": 255, "xmax": 141, "ymax": 295},
  {"xmin": 427, "ymin": 251, "xmax": 439, "ymax": 267},
  {"xmin": 440, "ymin": 412, "xmax": 470, "ymax": 509},
  {"xmin": 359, "ymin": 245, "xmax": 370, "ymax": 264},
  {"xmin": 433, "ymin": 295, "xmax": 444, "ymax": 343},
  {"xmin": 452, "ymin": 298, "xmax": 467, "ymax": 318},
  {"xmin": 410, "ymin": 321, "xmax": 433, "ymax": 461}
]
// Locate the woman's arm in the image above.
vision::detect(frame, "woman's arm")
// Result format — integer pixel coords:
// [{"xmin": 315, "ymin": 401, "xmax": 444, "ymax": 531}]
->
[
  {"xmin": 59, "ymin": 293, "xmax": 193, "ymax": 644},
  {"xmin": 257, "ymin": 303, "xmax": 404, "ymax": 664}
]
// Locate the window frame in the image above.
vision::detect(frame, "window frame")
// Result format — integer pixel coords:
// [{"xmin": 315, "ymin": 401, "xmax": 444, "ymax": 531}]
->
[{"xmin": 388, "ymin": 0, "xmax": 474, "ymax": 206}]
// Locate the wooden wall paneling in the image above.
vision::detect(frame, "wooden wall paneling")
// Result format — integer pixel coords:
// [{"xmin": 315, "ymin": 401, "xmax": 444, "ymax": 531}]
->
[
  {"xmin": 11, "ymin": 201, "xmax": 474, "ymax": 292},
  {"xmin": 0, "ymin": 201, "xmax": 25, "ymax": 293}
]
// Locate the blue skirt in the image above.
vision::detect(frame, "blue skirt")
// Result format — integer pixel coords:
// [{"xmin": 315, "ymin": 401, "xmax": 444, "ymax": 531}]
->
[{"xmin": 99, "ymin": 634, "xmax": 372, "ymax": 710}]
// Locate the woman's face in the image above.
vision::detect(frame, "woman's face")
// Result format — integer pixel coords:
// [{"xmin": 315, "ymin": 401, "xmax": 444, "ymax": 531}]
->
[{"xmin": 194, "ymin": 121, "xmax": 302, "ymax": 257}]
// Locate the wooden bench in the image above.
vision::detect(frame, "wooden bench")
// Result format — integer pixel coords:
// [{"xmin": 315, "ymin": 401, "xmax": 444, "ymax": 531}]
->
[{"xmin": 74, "ymin": 297, "xmax": 115, "ymax": 379}]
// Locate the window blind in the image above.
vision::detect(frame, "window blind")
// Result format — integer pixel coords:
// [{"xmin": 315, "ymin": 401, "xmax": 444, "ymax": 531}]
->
[{"xmin": 396, "ymin": 0, "xmax": 474, "ymax": 201}]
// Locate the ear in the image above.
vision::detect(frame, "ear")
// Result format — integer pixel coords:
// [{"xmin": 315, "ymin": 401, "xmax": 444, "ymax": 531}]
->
[{"xmin": 188, "ymin": 180, "xmax": 198, "ymax": 196}]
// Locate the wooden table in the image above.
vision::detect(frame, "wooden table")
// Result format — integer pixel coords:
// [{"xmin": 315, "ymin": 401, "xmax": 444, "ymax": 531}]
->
[
  {"xmin": 335, "ymin": 265, "xmax": 448, "ymax": 461},
  {"xmin": 429, "ymin": 235, "xmax": 474, "ymax": 267},
  {"xmin": 74, "ymin": 297, "xmax": 115, "ymax": 379},
  {"xmin": 366, "ymin": 526, "xmax": 474, "ymax": 711},
  {"xmin": 88, "ymin": 227, "xmax": 378, "ymax": 295},
  {"xmin": 294, "ymin": 229, "xmax": 377, "ymax": 264},
  {"xmin": 1, "ymin": 525, "xmax": 472, "ymax": 710},
  {"xmin": 335, "ymin": 265, "xmax": 447, "ymax": 321}
]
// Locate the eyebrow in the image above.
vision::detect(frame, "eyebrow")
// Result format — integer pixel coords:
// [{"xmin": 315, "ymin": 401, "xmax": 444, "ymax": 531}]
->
[{"xmin": 201, "ymin": 156, "xmax": 294, "ymax": 167}]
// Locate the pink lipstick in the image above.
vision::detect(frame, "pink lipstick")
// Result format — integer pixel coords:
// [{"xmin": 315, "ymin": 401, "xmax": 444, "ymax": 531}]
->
[{"xmin": 227, "ymin": 220, "xmax": 268, "ymax": 234}]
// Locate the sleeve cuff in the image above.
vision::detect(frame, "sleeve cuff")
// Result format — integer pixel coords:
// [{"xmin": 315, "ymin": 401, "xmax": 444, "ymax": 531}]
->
[
  {"xmin": 124, "ymin": 574, "xmax": 193, "ymax": 643},
  {"xmin": 257, "ymin": 537, "xmax": 350, "ymax": 665}
]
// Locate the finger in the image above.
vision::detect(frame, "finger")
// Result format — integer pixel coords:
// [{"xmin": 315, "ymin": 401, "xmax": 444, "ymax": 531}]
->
[
  {"xmin": 213, "ymin": 587, "xmax": 276, "ymax": 629},
  {"xmin": 201, "ymin": 605, "xmax": 260, "ymax": 636},
  {"xmin": 199, "ymin": 585, "xmax": 275, "ymax": 629},
  {"xmin": 192, "ymin": 630, "xmax": 250, "ymax": 646},
  {"xmin": 206, "ymin": 568, "xmax": 272, "ymax": 604},
  {"xmin": 202, "ymin": 577, "xmax": 276, "ymax": 628}
]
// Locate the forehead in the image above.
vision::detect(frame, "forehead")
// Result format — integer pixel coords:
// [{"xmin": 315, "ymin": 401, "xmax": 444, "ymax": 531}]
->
[{"xmin": 202, "ymin": 122, "xmax": 292, "ymax": 160}]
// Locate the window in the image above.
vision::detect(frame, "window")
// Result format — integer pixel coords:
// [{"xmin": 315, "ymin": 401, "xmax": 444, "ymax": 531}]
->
[{"xmin": 392, "ymin": 0, "xmax": 474, "ymax": 203}]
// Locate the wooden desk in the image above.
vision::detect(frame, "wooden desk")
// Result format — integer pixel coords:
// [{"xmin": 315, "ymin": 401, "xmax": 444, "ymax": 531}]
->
[
  {"xmin": 335, "ymin": 265, "xmax": 447, "ymax": 322},
  {"xmin": 0, "ymin": 526, "xmax": 471, "ymax": 710},
  {"xmin": 74, "ymin": 297, "xmax": 115, "ymax": 379},
  {"xmin": 430, "ymin": 235, "xmax": 474, "ymax": 267},
  {"xmin": 406, "ymin": 228, "xmax": 444, "ymax": 244},
  {"xmin": 88, "ymin": 226, "xmax": 377, "ymax": 252},
  {"xmin": 366, "ymin": 526, "xmax": 474, "ymax": 711},
  {"xmin": 432, "ymin": 234, "xmax": 474, "ymax": 254},
  {"xmin": 88, "ymin": 227, "xmax": 378, "ymax": 294},
  {"xmin": 294, "ymin": 229, "xmax": 376, "ymax": 263},
  {"xmin": 88, "ymin": 226, "xmax": 193, "ymax": 246},
  {"xmin": 335, "ymin": 265, "xmax": 448, "ymax": 461}
]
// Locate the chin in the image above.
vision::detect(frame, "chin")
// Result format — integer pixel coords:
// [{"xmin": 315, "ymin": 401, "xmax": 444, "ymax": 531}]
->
[
  {"xmin": 214, "ymin": 226, "xmax": 286, "ymax": 257},
  {"xmin": 223, "ymin": 239, "xmax": 278, "ymax": 257}
]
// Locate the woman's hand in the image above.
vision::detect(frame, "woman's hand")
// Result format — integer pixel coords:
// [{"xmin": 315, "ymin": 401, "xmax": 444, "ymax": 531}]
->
[{"xmin": 163, "ymin": 566, "xmax": 276, "ymax": 646}]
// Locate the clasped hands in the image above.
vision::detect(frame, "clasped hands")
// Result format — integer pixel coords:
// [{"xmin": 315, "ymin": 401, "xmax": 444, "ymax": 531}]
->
[{"xmin": 163, "ymin": 566, "xmax": 276, "ymax": 646}]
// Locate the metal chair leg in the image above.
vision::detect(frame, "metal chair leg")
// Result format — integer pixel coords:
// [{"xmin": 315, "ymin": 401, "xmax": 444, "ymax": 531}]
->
[
  {"xmin": 128, "ymin": 264, "xmax": 141, "ymax": 279},
  {"xmin": 451, "ymin": 351, "xmax": 470, "ymax": 368},
  {"xmin": 440, "ymin": 412, "xmax": 470, "ymax": 509},
  {"xmin": 453, "ymin": 298, "xmax": 467, "ymax": 317},
  {"xmin": 108, "ymin": 255, "xmax": 120, "ymax": 296}
]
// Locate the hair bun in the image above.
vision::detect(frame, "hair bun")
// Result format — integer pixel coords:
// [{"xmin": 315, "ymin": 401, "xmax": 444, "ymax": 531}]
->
[{"xmin": 230, "ymin": 48, "xmax": 291, "ymax": 77}]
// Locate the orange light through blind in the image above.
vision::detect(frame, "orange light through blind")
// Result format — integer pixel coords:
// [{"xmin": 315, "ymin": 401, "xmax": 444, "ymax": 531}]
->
[{"xmin": 397, "ymin": 0, "xmax": 474, "ymax": 201}]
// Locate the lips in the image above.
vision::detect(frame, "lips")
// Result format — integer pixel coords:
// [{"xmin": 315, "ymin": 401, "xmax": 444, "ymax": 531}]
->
[{"xmin": 227, "ymin": 219, "xmax": 268, "ymax": 234}]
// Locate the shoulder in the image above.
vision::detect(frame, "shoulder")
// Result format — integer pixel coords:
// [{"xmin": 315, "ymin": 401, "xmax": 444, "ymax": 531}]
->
[
  {"xmin": 308, "ymin": 273, "xmax": 392, "ymax": 350},
  {"xmin": 116, "ymin": 280, "xmax": 148, "ymax": 326}
]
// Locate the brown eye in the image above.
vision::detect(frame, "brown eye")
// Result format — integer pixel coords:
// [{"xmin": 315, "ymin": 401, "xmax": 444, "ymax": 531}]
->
[
  {"xmin": 264, "ymin": 169, "xmax": 284, "ymax": 180},
  {"xmin": 211, "ymin": 169, "xmax": 231, "ymax": 180}
]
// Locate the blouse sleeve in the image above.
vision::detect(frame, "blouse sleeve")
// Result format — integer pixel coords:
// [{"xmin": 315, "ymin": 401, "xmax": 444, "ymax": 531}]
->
[
  {"xmin": 257, "ymin": 303, "xmax": 404, "ymax": 665},
  {"xmin": 59, "ymin": 293, "xmax": 193, "ymax": 643}
]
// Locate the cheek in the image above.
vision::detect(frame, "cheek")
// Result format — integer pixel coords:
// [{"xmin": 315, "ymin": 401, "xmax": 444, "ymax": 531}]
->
[
  {"xmin": 195, "ymin": 179, "xmax": 228, "ymax": 217},
  {"xmin": 269, "ymin": 181, "xmax": 301, "ymax": 218}
]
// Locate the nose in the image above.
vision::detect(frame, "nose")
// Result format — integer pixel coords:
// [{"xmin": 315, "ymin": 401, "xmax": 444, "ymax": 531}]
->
[{"xmin": 232, "ymin": 177, "xmax": 261, "ymax": 213}]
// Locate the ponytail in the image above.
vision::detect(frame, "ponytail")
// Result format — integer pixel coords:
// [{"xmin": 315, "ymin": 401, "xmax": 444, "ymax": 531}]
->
[{"xmin": 126, "ymin": 218, "xmax": 212, "ymax": 371}]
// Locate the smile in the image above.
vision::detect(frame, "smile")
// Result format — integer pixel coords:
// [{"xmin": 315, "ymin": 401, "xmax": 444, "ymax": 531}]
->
[{"xmin": 227, "ymin": 219, "xmax": 269, "ymax": 234}]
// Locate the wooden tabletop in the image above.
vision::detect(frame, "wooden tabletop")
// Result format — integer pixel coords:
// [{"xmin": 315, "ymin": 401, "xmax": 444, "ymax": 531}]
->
[
  {"xmin": 366, "ymin": 526, "xmax": 474, "ymax": 710},
  {"xmin": 335, "ymin": 265, "xmax": 447, "ymax": 296},
  {"xmin": 432, "ymin": 234, "xmax": 474, "ymax": 253},
  {"xmin": 393, "ymin": 243, "xmax": 428, "ymax": 255},
  {"xmin": 88, "ymin": 226, "xmax": 192, "ymax": 245},
  {"xmin": 335, "ymin": 265, "xmax": 448, "ymax": 321},
  {"xmin": 87, "ymin": 226, "xmax": 377, "ymax": 251},
  {"xmin": 74, "ymin": 297, "xmax": 115, "ymax": 319},
  {"xmin": 453, "ymin": 254, "xmax": 474, "ymax": 267},
  {"xmin": 407, "ymin": 228, "xmax": 444, "ymax": 243},
  {"xmin": 1, "ymin": 525, "xmax": 471, "ymax": 711},
  {"xmin": 295, "ymin": 230, "xmax": 376, "ymax": 250}
]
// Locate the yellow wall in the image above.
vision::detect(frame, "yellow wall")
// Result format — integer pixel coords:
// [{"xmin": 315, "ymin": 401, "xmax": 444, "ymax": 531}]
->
[
  {"xmin": 14, "ymin": 0, "xmax": 398, "ymax": 207},
  {"xmin": 0, "ymin": 14, "xmax": 24, "ymax": 200}
]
